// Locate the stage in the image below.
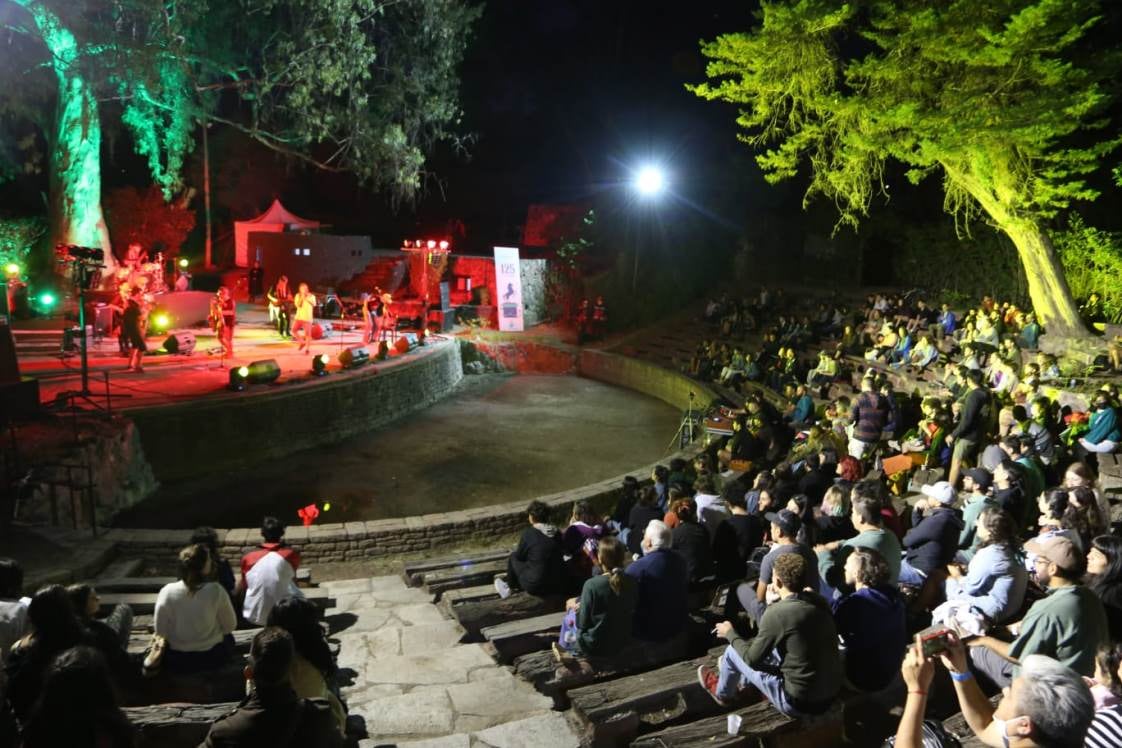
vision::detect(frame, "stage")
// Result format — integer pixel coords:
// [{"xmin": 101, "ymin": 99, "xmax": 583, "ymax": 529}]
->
[{"xmin": 13, "ymin": 303, "xmax": 441, "ymax": 412}]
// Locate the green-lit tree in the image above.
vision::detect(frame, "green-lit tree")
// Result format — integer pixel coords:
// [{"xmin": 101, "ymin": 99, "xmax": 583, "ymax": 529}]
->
[
  {"xmin": 0, "ymin": 0, "xmax": 479, "ymax": 272},
  {"xmin": 690, "ymin": 0, "xmax": 1120, "ymax": 339}
]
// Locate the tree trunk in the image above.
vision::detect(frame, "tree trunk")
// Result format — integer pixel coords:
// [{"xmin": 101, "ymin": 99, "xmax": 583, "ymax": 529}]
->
[
  {"xmin": 203, "ymin": 118, "xmax": 213, "ymax": 268},
  {"xmin": 17, "ymin": 0, "xmax": 116, "ymax": 278},
  {"xmin": 1000, "ymin": 220, "xmax": 1087, "ymax": 340}
]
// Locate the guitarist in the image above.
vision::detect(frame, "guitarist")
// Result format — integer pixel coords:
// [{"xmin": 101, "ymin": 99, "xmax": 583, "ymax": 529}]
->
[{"xmin": 267, "ymin": 275, "xmax": 293, "ymax": 338}]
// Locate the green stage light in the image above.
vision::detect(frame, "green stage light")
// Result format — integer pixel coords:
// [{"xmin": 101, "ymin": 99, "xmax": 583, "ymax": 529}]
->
[
  {"xmin": 153, "ymin": 313, "xmax": 170, "ymax": 329},
  {"xmin": 229, "ymin": 365, "xmax": 249, "ymax": 391},
  {"xmin": 38, "ymin": 292, "xmax": 57, "ymax": 308}
]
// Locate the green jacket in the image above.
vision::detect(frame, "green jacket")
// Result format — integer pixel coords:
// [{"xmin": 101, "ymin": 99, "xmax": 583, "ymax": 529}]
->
[
  {"xmin": 727, "ymin": 591, "xmax": 843, "ymax": 710},
  {"xmin": 1009, "ymin": 584, "xmax": 1107, "ymax": 676},
  {"xmin": 577, "ymin": 572, "xmax": 638, "ymax": 657}
]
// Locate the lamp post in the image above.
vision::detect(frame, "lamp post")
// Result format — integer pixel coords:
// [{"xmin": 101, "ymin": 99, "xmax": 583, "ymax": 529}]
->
[{"xmin": 631, "ymin": 165, "xmax": 666, "ymax": 291}]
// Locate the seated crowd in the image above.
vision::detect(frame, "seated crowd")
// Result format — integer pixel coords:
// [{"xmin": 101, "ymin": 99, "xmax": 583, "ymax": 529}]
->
[
  {"xmin": 0, "ymin": 517, "xmax": 346, "ymax": 747},
  {"xmin": 492, "ymin": 287, "xmax": 1122, "ymax": 746}
]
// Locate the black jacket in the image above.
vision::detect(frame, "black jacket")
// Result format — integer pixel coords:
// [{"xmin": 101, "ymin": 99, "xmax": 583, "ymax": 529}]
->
[
  {"xmin": 508, "ymin": 525, "xmax": 565, "ymax": 595},
  {"xmin": 903, "ymin": 506, "xmax": 964, "ymax": 575},
  {"xmin": 626, "ymin": 505, "xmax": 664, "ymax": 556},
  {"xmin": 672, "ymin": 521, "xmax": 714, "ymax": 582},
  {"xmin": 200, "ymin": 684, "xmax": 342, "ymax": 748}
]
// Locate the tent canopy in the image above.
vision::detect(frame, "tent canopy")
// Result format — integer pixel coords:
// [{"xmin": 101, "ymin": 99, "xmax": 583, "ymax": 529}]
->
[{"xmin": 234, "ymin": 198, "xmax": 321, "ymax": 267}]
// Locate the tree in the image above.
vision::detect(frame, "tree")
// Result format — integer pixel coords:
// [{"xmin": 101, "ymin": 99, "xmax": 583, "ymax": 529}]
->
[
  {"xmin": 690, "ymin": 0, "xmax": 1120, "ymax": 339},
  {"xmin": 0, "ymin": 0, "xmax": 480, "ymax": 272}
]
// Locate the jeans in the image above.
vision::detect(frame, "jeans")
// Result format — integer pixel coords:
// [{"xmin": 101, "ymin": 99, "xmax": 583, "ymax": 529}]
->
[
  {"xmin": 1080, "ymin": 438, "xmax": 1118, "ymax": 454},
  {"xmin": 898, "ymin": 559, "xmax": 928, "ymax": 588},
  {"xmin": 716, "ymin": 645, "xmax": 801, "ymax": 717},
  {"xmin": 969, "ymin": 644, "xmax": 1014, "ymax": 690}
]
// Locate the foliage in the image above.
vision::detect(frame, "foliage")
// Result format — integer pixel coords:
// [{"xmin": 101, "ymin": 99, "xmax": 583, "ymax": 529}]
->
[
  {"xmin": 103, "ymin": 186, "xmax": 196, "ymax": 255},
  {"xmin": 545, "ymin": 210, "xmax": 597, "ymax": 322},
  {"xmin": 0, "ymin": 216, "xmax": 45, "ymax": 271},
  {"xmin": 689, "ymin": 0, "xmax": 1122, "ymax": 334},
  {"xmin": 1053, "ymin": 214, "xmax": 1122, "ymax": 323}
]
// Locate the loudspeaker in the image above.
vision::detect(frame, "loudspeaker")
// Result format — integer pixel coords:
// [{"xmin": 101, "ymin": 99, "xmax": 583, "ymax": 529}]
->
[
  {"xmin": 163, "ymin": 330, "xmax": 197, "ymax": 355},
  {"xmin": 338, "ymin": 346, "xmax": 370, "ymax": 368},
  {"xmin": 94, "ymin": 305, "xmax": 114, "ymax": 337},
  {"xmin": 0, "ymin": 322, "xmax": 19, "ymax": 384},
  {"xmin": 246, "ymin": 359, "xmax": 281, "ymax": 384}
]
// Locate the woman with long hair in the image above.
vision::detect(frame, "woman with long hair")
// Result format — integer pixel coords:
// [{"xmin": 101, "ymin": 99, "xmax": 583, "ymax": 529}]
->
[
  {"xmin": 153, "ymin": 544, "xmax": 237, "ymax": 673},
  {"xmin": 1087, "ymin": 535, "xmax": 1122, "ymax": 642},
  {"xmin": 266, "ymin": 597, "xmax": 346, "ymax": 732},
  {"xmin": 670, "ymin": 499, "xmax": 715, "ymax": 582},
  {"xmin": 2, "ymin": 585, "xmax": 86, "ymax": 721},
  {"xmin": 944, "ymin": 508, "xmax": 1028, "ymax": 624},
  {"xmin": 19, "ymin": 646, "xmax": 133, "ymax": 748},
  {"xmin": 554, "ymin": 537, "xmax": 638, "ymax": 660}
]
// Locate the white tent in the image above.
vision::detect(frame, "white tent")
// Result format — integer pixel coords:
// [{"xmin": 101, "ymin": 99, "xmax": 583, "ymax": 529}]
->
[{"xmin": 233, "ymin": 198, "xmax": 321, "ymax": 267}]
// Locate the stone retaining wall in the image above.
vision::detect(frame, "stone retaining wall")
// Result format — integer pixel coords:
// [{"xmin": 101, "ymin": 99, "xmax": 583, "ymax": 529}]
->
[
  {"xmin": 129, "ymin": 340, "xmax": 464, "ymax": 483},
  {"xmin": 106, "ymin": 348, "xmax": 712, "ymax": 565}
]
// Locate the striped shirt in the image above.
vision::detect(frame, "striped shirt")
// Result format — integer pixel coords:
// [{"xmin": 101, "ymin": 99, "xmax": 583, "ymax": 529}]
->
[{"xmin": 1085, "ymin": 704, "xmax": 1122, "ymax": 748}]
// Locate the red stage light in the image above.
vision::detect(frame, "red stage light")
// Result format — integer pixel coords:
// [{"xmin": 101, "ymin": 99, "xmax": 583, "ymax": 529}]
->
[
  {"xmin": 427, "ymin": 240, "xmax": 437, "ymax": 249},
  {"xmin": 439, "ymin": 240, "xmax": 449, "ymax": 250}
]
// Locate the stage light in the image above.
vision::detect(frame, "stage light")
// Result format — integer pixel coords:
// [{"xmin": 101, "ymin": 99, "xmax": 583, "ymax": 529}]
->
[
  {"xmin": 426, "ymin": 240, "xmax": 437, "ymax": 249},
  {"xmin": 178, "ymin": 258, "xmax": 189, "ymax": 268},
  {"xmin": 4, "ymin": 262, "xmax": 19, "ymax": 276},
  {"xmin": 635, "ymin": 166, "xmax": 666, "ymax": 196},
  {"xmin": 438, "ymin": 240, "xmax": 449, "ymax": 250},
  {"xmin": 311, "ymin": 352, "xmax": 330, "ymax": 376},
  {"xmin": 38, "ymin": 292, "xmax": 56, "ymax": 308},
  {"xmin": 153, "ymin": 313, "xmax": 170, "ymax": 329},
  {"xmin": 229, "ymin": 366, "xmax": 249, "ymax": 391},
  {"xmin": 338, "ymin": 346, "xmax": 370, "ymax": 368}
]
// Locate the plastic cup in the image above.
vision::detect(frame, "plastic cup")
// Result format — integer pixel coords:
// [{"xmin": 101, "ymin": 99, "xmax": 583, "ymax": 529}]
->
[{"xmin": 727, "ymin": 713, "xmax": 742, "ymax": 735}]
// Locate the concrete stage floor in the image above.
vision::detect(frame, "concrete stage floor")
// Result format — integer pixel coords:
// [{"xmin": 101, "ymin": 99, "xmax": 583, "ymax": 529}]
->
[
  {"xmin": 112, "ymin": 373, "xmax": 682, "ymax": 528},
  {"xmin": 17, "ymin": 304, "xmax": 445, "ymax": 410}
]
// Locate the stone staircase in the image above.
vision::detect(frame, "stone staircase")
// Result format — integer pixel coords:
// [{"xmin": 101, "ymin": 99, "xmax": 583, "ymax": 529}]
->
[
  {"xmin": 339, "ymin": 255, "xmax": 408, "ymax": 296},
  {"xmin": 321, "ymin": 575, "xmax": 580, "ymax": 747}
]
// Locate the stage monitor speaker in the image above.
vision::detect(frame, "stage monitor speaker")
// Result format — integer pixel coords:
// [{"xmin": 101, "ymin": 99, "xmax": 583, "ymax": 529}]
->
[
  {"xmin": 94, "ymin": 305, "xmax": 114, "ymax": 337},
  {"xmin": 246, "ymin": 358, "xmax": 281, "ymax": 384},
  {"xmin": 394, "ymin": 337, "xmax": 411, "ymax": 355},
  {"xmin": 338, "ymin": 346, "xmax": 370, "ymax": 368},
  {"xmin": 163, "ymin": 330, "xmax": 197, "ymax": 355}
]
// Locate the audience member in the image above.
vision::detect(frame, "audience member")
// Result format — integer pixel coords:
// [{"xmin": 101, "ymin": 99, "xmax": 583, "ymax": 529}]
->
[
  {"xmin": 556, "ymin": 537, "xmax": 638, "ymax": 658},
  {"xmin": 1079, "ymin": 393, "xmax": 1120, "ymax": 455},
  {"xmin": 739, "ymin": 509, "xmax": 819, "ymax": 622},
  {"xmin": 699, "ymin": 553, "xmax": 842, "ymax": 716},
  {"xmin": 969, "ymin": 536, "xmax": 1107, "ymax": 688},
  {"xmin": 19, "ymin": 646, "xmax": 134, "ymax": 748},
  {"xmin": 192, "ymin": 526, "xmax": 237, "ymax": 599},
  {"xmin": 562, "ymin": 500, "xmax": 604, "ymax": 582},
  {"xmin": 1086, "ymin": 643, "xmax": 1122, "ymax": 747},
  {"xmin": 957, "ymin": 468, "xmax": 996, "ymax": 560},
  {"xmin": 813, "ymin": 485, "xmax": 855, "ymax": 544},
  {"xmin": 0, "ymin": 558, "xmax": 28, "ymax": 664},
  {"xmin": 626, "ymin": 487, "xmax": 665, "ymax": 557},
  {"xmin": 495, "ymin": 500, "xmax": 564, "ymax": 598},
  {"xmin": 670, "ymin": 499, "xmax": 715, "ymax": 583},
  {"xmin": 2, "ymin": 585, "xmax": 86, "ymax": 722},
  {"xmin": 154, "ymin": 543, "xmax": 237, "ymax": 674},
  {"xmin": 899, "ymin": 481, "xmax": 965, "ymax": 588},
  {"xmin": 831, "ymin": 547, "xmax": 906, "ymax": 692},
  {"xmin": 65, "ymin": 584, "xmax": 136, "ymax": 685},
  {"xmin": 943, "ymin": 507, "xmax": 1028, "ymax": 624},
  {"xmin": 1087, "ymin": 535, "xmax": 1122, "ymax": 643},
  {"xmin": 849, "ymin": 374, "xmax": 889, "ymax": 459},
  {"xmin": 266, "ymin": 597, "xmax": 346, "ymax": 732},
  {"xmin": 624, "ymin": 521, "xmax": 689, "ymax": 642},
  {"xmin": 239, "ymin": 516, "xmax": 304, "ymax": 626},
  {"xmin": 199, "ymin": 627, "xmax": 342, "ymax": 747},
  {"xmin": 946, "ymin": 369, "xmax": 991, "ymax": 488},
  {"xmin": 817, "ymin": 493, "xmax": 902, "ymax": 596},
  {"xmin": 893, "ymin": 633, "xmax": 1093, "ymax": 748}
]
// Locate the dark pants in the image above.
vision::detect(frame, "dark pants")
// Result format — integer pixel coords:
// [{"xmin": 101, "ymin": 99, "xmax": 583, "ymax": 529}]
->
[
  {"xmin": 276, "ymin": 308, "xmax": 291, "ymax": 337},
  {"xmin": 164, "ymin": 635, "xmax": 235, "ymax": 674}
]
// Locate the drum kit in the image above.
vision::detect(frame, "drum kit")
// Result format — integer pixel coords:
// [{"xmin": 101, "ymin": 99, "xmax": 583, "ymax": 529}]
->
[{"xmin": 115, "ymin": 252, "xmax": 168, "ymax": 295}]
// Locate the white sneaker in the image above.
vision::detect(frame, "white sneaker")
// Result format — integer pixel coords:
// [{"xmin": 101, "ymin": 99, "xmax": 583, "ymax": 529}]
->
[{"xmin": 493, "ymin": 576, "xmax": 511, "ymax": 599}]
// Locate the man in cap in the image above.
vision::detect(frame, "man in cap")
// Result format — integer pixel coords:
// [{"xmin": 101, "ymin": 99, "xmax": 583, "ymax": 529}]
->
[
  {"xmin": 737, "ymin": 509, "xmax": 819, "ymax": 623},
  {"xmin": 957, "ymin": 467, "xmax": 996, "ymax": 560},
  {"xmin": 898, "ymin": 481, "xmax": 964, "ymax": 588},
  {"xmin": 968, "ymin": 535, "xmax": 1108, "ymax": 689}
]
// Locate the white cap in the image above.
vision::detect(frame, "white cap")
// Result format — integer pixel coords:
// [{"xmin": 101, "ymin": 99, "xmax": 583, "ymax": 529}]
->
[{"xmin": 920, "ymin": 481, "xmax": 956, "ymax": 505}]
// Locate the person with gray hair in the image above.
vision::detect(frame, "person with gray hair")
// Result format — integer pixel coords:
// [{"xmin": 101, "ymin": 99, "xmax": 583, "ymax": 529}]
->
[
  {"xmin": 892, "ymin": 631, "xmax": 1093, "ymax": 748},
  {"xmin": 623, "ymin": 520, "xmax": 689, "ymax": 642}
]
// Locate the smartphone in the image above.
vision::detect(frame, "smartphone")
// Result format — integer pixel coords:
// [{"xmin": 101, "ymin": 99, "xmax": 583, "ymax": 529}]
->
[{"xmin": 917, "ymin": 625, "xmax": 954, "ymax": 657}]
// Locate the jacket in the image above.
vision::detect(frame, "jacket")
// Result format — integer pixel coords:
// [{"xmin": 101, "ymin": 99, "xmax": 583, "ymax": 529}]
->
[
  {"xmin": 199, "ymin": 684, "xmax": 342, "ymax": 748},
  {"xmin": 624, "ymin": 549, "xmax": 689, "ymax": 641},
  {"xmin": 509, "ymin": 524, "xmax": 564, "ymax": 595},
  {"xmin": 903, "ymin": 506, "xmax": 964, "ymax": 575},
  {"xmin": 1085, "ymin": 407, "xmax": 1121, "ymax": 445}
]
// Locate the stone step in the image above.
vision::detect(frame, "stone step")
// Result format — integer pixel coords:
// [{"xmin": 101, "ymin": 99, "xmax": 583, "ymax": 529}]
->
[{"xmin": 366, "ymin": 711, "xmax": 581, "ymax": 748}]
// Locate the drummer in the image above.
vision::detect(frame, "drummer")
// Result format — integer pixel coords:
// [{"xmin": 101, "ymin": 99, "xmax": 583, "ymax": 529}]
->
[{"xmin": 124, "ymin": 241, "xmax": 148, "ymax": 270}]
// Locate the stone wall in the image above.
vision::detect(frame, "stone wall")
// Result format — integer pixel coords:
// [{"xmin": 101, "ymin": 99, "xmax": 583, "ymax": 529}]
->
[
  {"xmin": 577, "ymin": 349, "xmax": 717, "ymax": 412},
  {"xmin": 519, "ymin": 259, "xmax": 548, "ymax": 327},
  {"xmin": 128, "ymin": 341, "xmax": 464, "ymax": 483}
]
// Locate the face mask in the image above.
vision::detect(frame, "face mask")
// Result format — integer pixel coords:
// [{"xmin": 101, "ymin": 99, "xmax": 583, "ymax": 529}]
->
[{"xmin": 993, "ymin": 717, "xmax": 1012, "ymax": 748}]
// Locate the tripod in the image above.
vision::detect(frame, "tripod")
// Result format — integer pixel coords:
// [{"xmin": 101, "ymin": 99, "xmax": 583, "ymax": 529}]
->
[
  {"xmin": 56, "ymin": 261, "xmax": 113, "ymax": 412},
  {"xmin": 667, "ymin": 391, "xmax": 700, "ymax": 452}
]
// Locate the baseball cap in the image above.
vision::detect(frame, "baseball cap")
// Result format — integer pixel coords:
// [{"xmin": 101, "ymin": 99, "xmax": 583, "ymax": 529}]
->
[
  {"xmin": 1025, "ymin": 536, "xmax": 1082, "ymax": 573},
  {"xmin": 920, "ymin": 481, "xmax": 956, "ymax": 505},
  {"xmin": 963, "ymin": 468, "xmax": 993, "ymax": 492},
  {"xmin": 764, "ymin": 509, "xmax": 802, "ymax": 538}
]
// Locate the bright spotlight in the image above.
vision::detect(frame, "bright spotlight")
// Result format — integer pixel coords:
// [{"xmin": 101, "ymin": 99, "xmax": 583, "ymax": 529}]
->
[
  {"xmin": 178, "ymin": 258, "xmax": 189, "ymax": 268},
  {"xmin": 153, "ymin": 313, "xmax": 170, "ymax": 329},
  {"xmin": 38, "ymin": 292, "xmax": 56, "ymax": 308},
  {"xmin": 635, "ymin": 166, "xmax": 666, "ymax": 196},
  {"xmin": 4, "ymin": 262, "xmax": 19, "ymax": 276}
]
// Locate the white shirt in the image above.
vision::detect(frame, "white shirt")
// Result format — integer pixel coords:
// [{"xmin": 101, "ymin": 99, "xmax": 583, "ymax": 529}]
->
[
  {"xmin": 154, "ymin": 581, "xmax": 236, "ymax": 652},
  {"xmin": 243, "ymin": 551, "xmax": 303, "ymax": 626}
]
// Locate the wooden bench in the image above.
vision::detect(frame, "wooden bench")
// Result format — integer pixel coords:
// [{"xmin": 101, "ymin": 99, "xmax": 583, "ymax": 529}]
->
[
  {"xmin": 92, "ymin": 567, "xmax": 312, "ymax": 593},
  {"xmin": 100, "ymin": 587, "xmax": 333, "ymax": 616},
  {"xmin": 629, "ymin": 699, "xmax": 846, "ymax": 748},
  {"xmin": 125, "ymin": 702, "xmax": 235, "ymax": 748},
  {"xmin": 480, "ymin": 611, "xmax": 562, "ymax": 664},
  {"xmin": 567, "ymin": 647, "xmax": 729, "ymax": 746},
  {"xmin": 513, "ymin": 628, "xmax": 705, "ymax": 709},
  {"xmin": 402, "ymin": 550, "xmax": 511, "ymax": 587},
  {"xmin": 420, "ymin": 559, "xmax": 508, "ymax": 600},
  {"xmin": 446, "ymin": 591, "xmax": 566, "ymax": 642},
  {"xmin": 123, "ymin": 661, "xmax": 248, "ymax": 706},
  {"xmin": 127, "ymin": 628, "xmax": 260, "ymax": 656}
]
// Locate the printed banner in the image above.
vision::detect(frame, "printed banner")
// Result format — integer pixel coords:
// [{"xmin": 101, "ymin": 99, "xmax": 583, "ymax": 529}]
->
[{"xmin": 493, "ymin": 246, "xmax": 524, "ymax": 332}]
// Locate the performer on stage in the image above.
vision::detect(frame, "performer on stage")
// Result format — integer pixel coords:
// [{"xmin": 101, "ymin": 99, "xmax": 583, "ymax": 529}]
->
[
  {"xmin": 123, "ymin": 242, "xmax": 148, "ymax": 270},
  {"xmin": 292, "ymin": 282, "xmax": 316, "ymax": 353},
  {"xmin": 248, "ymin": 260, "xmax": 264, "ymax": 302},
  {"xmin": 210, "ymin": 286, "xmax": 236, "ymax": 357},
  {"xmin": 122, "ymin": 287, "xmax": 147, "ymax": 373},
  {"xmin": 108, "ymin": 282, "xmax": 132, "ymax": 356},
  {"xmin": 362, "ymin": 288, "xmax": 388, "ymax": 344},
  {"xmin": 267, "ymin": 275, "xmax": 292, "ymax": 338}
]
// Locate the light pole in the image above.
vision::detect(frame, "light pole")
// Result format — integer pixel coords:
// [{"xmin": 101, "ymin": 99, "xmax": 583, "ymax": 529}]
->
[{"xmin": 631, "ymin": 165, "xmax": 666, "ymax": 291}]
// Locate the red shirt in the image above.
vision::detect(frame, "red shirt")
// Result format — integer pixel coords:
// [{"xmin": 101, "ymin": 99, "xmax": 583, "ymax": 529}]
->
[{"xmin": 240, "ymin": 542, "xmax": 300, "ymax": 579}]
